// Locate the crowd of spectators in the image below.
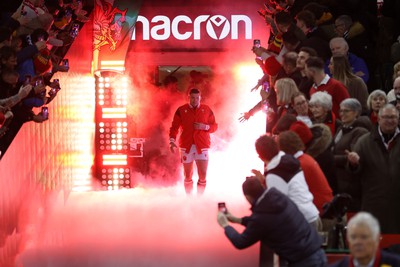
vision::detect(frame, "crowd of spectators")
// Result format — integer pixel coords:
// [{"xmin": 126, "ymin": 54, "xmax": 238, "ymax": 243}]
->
[
  {"xmin": 229, "ymin": 0, "xmax": 400, "ymax": 264},
  {"xmin": 0, "ymin": 0, "xmax": 89, "ymax": 158}
]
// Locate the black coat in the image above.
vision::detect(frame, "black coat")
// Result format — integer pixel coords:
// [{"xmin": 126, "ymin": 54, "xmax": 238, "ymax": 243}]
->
[{"xmin": 224, "ymin": 188, "xmax": 322, "ymax": 263}]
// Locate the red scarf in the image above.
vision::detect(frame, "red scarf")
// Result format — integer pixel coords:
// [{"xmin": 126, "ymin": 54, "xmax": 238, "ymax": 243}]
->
[{"xmin": 348, "ymin": 250, "xmax": 382, "ymax": 267}]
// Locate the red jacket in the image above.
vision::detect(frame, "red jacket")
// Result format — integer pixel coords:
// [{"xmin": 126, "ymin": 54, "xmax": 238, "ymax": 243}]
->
[
  {"xmin": 169, "ymin": 104, "xmax": 217, "ymax": 153},
  {"xmin": 309, "ymin": 76, "xmax": 350, "ymax": 118},
  {"xmin": 296, "ymin": 152, "xmax": 333, "ymax": 213}
]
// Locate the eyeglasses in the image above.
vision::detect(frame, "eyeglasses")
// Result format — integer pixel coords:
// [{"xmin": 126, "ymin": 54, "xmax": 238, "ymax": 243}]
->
[{"xmin": 380, "ymin": 115, "xmax": 399, "ymax": 120}]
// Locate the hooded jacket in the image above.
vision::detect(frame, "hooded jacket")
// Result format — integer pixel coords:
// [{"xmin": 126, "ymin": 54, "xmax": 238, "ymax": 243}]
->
[
  {"xmin": 224, "ymin": 188, "xmax": 322, "ymax": 263},
  {"xmin": 265, "ymin": 151, "xmax": 319, "ymax": 223}
]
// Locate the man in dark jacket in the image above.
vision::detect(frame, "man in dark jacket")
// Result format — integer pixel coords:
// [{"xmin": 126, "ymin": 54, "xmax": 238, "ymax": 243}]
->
[
  {"xmin": 217, "ymin": 177, "xmax": 327, "ymax": 267},
  {"xmin": 347, "ymin": 104, "xmax": 400, "ymax": 234}
]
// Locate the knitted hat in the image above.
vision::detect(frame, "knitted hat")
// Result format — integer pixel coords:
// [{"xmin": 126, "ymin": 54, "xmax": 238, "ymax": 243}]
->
[
  {"xmin": 242, "ymin": 177, "xmax": 264, "ymax": 201},
  {"xmin": 289, "ymin": 121, "xmax": 313, "ymax": 145},
  {"xmin": 264, "ymin": 56, "xmax": 282, "ymax": 76}
]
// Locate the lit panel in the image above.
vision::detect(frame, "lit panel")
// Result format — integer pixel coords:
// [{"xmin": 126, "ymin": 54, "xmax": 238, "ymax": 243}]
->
[{"xmin": 102, "ymin": 154, "xmax": 128, "ymax": 165}]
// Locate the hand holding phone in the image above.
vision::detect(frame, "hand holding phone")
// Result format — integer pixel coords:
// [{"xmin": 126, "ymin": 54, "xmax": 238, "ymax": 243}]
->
[
  {"xmin": 218, "ymin": 202, "xmax": 228, "ymax": 214},
  {"xmin": 41, "ymin": 106, "xmax": 49, "ymax": 119}
]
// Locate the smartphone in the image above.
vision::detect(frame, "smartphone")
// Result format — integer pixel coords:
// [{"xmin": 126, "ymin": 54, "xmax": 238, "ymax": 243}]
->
[
  {"xmin": 24, "ymin": 75, "xmax": 32, "ymax": 86},
  {"xmin": 263, "ymin": 81, "xmax": 270, "ymax": 93},
  {"xmin": 218, "ymin": 202, "xmax": 227, "ymax": 214},
  {"xmin": 26, "ymin": 35, "xmax": 33, "ymax": 45},
  {"xmin": 41, "ymin": 106, "xmax": 49, "ymax": 119},
  {"xmin": 62, "ymin": 59, "xmax": 69, "ymax": 69},
  {"xmin": 70, "ymin": 23, "xmax": 80, "ymax": 38},
  {"xmin": 254, "ymin": 39, "xmax": 261, "ymax": 48},
  {"xmin": 53, "ymin": 79, "xmax": 61, "ymax": 90},
  {"xmin": 35, "ymin": 77, "xmax": 43, "ymax": 87}
]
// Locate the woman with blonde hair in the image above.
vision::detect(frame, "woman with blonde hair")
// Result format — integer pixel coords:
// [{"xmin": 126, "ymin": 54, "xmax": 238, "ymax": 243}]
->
[
  {"xmin": 270, "ymin": 78, "xmax": 299, "ymax": 132},
  {"xmin": 328, "ymin": 55, "xmax": 369, "ymax": 114}
]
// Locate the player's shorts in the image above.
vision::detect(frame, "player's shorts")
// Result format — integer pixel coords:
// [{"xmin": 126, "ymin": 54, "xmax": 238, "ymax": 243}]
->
[{"xmin": 180, "ymin": 144, "xmax": 208, "ymax": 163}]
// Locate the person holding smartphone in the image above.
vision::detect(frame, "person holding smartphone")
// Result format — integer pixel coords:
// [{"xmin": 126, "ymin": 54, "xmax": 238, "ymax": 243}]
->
[{"xmin": 217, "ymin": 177, "xmax": 327, "ymax": 267}]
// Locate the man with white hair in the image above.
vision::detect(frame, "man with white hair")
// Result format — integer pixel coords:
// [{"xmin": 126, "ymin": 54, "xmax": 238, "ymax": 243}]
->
[
  {"xmin": 326, "ymin": 37, "xmax": 369, "ymax": 84},
  {"xmin": 347, "ymin": 104, "xmax": 400, "ymax": 234},
  {"xmin": 330, "ymin": 212, "xmax": 400, "ymax": 266}
]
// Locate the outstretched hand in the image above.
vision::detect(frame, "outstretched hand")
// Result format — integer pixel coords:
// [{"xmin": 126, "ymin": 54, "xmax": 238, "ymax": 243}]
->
[{"xmin": 238, "ymin": 112, "xmax": 251, "ymax": 123}]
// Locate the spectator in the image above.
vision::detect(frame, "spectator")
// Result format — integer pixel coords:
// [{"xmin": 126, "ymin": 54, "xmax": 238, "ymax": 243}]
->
[
  {"xmin": 347, "ymin": 104, "xmax": 400, "ymax": 233},
  {"xmin": 289, "ymin": 120, "xmax": 338, "ymax": 194},
  {"xmin": 278, "ymin": 130, "xmax": 333, "ymax": 214},
  {"xmin": 269, "ymin": 77, "xmax": 298, "ymax": 132},
  {"xmin": 326, "ymin": 37, "xmax": 370, "ymax": 84},
  {"xmin": 309, "ymin": 91, "xmax": 341, "ymax": 136},
  {"xmin": 306, "ymin": 55, "xmax": 350, "ymax": 118},
  {"xmin": 386, "ymin": 60, "xmax": 400, "ymax": 100},
  {"xmin": 387, "ymin": 76, "xmax": 400, "ymax": 104},
  {"xmin": 333, "ymin": 15, "xmax": 373, "ymax": 65},
  {"xmin": 238, "ymin": 81, "xmax": 278, "ymax": 133},
  {"xmin": 292, "ymin": 91, "xmax": 312, "ymax": 127},
  {"xmin": 217, "ymin": 178, "xmax": 326, "ymax": 267},
  {"xmin": 328, "ymin": 55, "xmax": 369, "ymax": 114},
  {"xmin": 329, "ymin": 212, "xmax": 400, "ymax": 266},
  {"xmin": 275, "ymin": 51, "xmax": 302, "ymax": 86},
  {"xmin": 169, "ymin": 88, "xmax": 218, "ymax": 195},
  {"xmin": 252, "ymin": 11, "xmax": 303, "ymax": 80},
  {"xmin": 281, "ymin": 28, "xmax": 303, "ymax": 53},
  {"xmin": 295, "ymin": 10, "xmax": 331, "ymax": 61},
  {"xmin": 366, "ymin": 89, "xmax": 387, "ymax": 124},
  {"xmin": 303, "ymin": 2, "xmax": 336, "ymax": 41},
  {"xmin": 332, "ymin": 98, "xmax": 372, "ymax": 211},
  {"xmin": 296, "ymin": 46, "xmax": 317, "ymax": 98},
  {"xmin": 0, "ymin": 45, "xmax": 17, "ymax": 71},
  {"xmin": 0, "ymin": 70, "xmax": 33, "ymax": 109},
  {"xmin": 253, "ymin": 134, "xmax": 320, "ymax": 229}
]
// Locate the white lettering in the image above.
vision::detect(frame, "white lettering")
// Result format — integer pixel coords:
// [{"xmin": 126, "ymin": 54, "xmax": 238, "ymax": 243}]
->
[
  {"xmin": 172, "ymin": 15, "xmax": 192, "ymax": 40},
  {"xmin": 150, "ymin": 15, "xmax": 170, "ymax": 40},
  {"xmin": 231, "ymin": 15, "xmax": 252, "ymax": 39},
  {"xmin": 132, "ymin": 14, "xmax": 252, "ymax": 41},
  {"xmin": 193, "ymin": 15, "xmax": 210, "ymax": 40}
]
